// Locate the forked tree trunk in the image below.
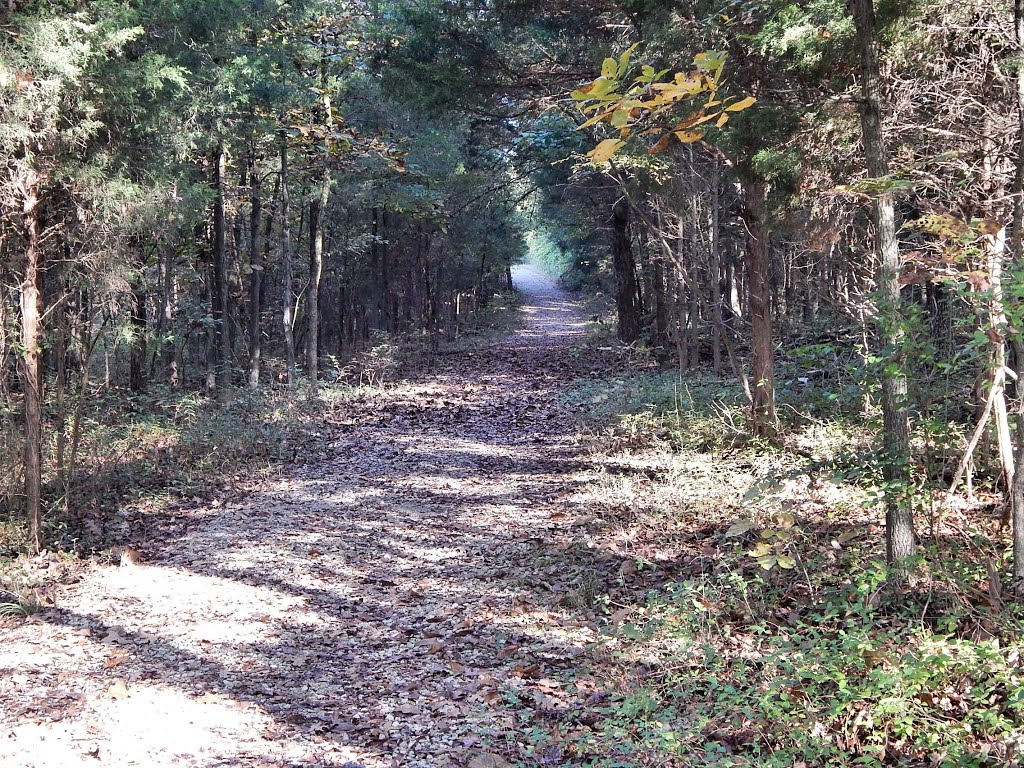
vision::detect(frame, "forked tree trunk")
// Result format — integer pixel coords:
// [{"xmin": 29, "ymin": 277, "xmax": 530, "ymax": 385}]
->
[
  {"xmin": 853, "ymin": 0, "xmax": 915, "ymax": 567},
  {"xmin": 20, "ymin": 182, "xmax": 43, "ymax": 553}
]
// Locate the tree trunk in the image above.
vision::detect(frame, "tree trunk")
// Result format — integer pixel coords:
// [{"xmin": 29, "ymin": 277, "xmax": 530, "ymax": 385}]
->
[
  {"xmin": 129, "ymin": 272, "xmax": 147, "ymax": 393},
  {"xmin": 612, "ymin": 197, "xmax": 642, "ymax": 343},
  {"xmin": 853, "ymin": 0, "xmax": 915, "ymax": 567},
  {"xmin": 307, "ymin": 170, "xmax": 329, "ymax": 392},
  {"xmin": 160, "ymin": 244, "xmax": 179, "ymax": 388},
  {"xmin": 709, "ymin": 158, "xmax": 723, "ymax": 375},
  {"xmin": 212, "ymin": 141, "xmax": 231, "ymax": 399},
  {"xmin": 20, "ymin": 183, "xmax": 43, "ymax": 553},
  {"xmin": 280, "ymin": 130, "xmax": 296, "ymax": 386},
  {"xmin": 688, "ymin": 197, "xmax": 701, "ymax": 369},
  {"xmin": 742, "ymin": 177, "xmax": 777, "ymax": 437},
  {"xmin": 1013, "ymin": 0, "xmax": 1024, "ymax": 589},
  {"xmin": 307, "ymin": 82, "xmax": 333, "ymax": 391},
  {"xmin": 247, "ymin": 148, "xmax": 263, "ymax": 388}
]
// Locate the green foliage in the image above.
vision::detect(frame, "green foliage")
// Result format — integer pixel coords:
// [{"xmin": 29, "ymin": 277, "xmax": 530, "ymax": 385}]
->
[
  {"xmin": 564, "ymin": 372, "xmax": 750, "ymax": 453},
  {"xmin": 519, "ymin": 506, "xmax": 1024, "ymax": 766},
  {"xmin": 525, "ymin": 228, "xmax": 573, "ymax": 278}
]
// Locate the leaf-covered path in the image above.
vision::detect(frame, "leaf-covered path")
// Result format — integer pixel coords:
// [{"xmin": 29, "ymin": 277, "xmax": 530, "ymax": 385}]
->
[{"xmin": 1, "ymin": 266, "xmax": 614, "ymax": 768}]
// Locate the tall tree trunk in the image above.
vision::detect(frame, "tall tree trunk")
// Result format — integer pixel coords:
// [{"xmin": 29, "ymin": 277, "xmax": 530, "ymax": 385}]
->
[
  {"xmin": 307, "ymin": 170, "xmax": 329, "ymax": 392},
  {"xmin": 688, "ymin": 197, "xmax": 701, "ymax": 369},
  {"xmin": 20, "ymin": 182, "xmax": 43, "ymax": 553},
  {"xmin": 1011, "ymin": 0, "xmax": 1024, "ymax": 589},
  {"xmin": 853, "ymin": 0, "xmax": 915, "ymax": 567},
  {"xmin": 129, "ymin": 270, "xmax": 147, "ymax": 393},
  {"xmin": 742, "ymin": 177, "xmax": 777, "ymax": 437},
  {"xmin": 307, "ymin": 82, "xmax": 333, "ymax": 392},
  {"xmin": 247, "ymin": 149, "xmax": 263, "ymax": 388},
  {"xmin": 280, "ymin": 130, "xmax": 296, "ymax": 386},
  {"xmin": 612, "ymin": 197, "xmax": 642, "ymax": 343},
  {"xmin": 212, "ymin": 142, "xmax": 231, "ymax": 399},
  {"xmin": 709, "ymin": 158, "xmax": 723, "ymax": 376}
]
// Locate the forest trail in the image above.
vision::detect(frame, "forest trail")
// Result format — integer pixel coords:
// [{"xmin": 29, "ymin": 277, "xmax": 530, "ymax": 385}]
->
[{"xmin": 1, "ymin": 265, "xmax": 612, "ymax": 768}]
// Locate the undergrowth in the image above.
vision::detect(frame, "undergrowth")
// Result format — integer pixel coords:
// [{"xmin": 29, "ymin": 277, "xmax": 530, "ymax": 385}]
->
[{"xmin": 547, "ymin": 356, "xmax": 1024, "ymax": 767}]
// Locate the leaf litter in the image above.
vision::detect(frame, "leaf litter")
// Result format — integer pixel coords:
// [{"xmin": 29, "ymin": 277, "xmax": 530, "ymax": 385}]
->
[{"xmin": 0, "ymin": 265, "xmax": 628, "ymax": 768}]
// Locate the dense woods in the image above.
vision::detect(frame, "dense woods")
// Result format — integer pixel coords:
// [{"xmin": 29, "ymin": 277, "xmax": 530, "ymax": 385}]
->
[{"xmin": 7, "ymin": 0, "xmax": 1024, "ymax": 766}]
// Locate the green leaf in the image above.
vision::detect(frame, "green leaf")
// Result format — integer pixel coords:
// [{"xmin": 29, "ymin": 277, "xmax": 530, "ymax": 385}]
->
[
  {"xmin": 694, "ymin": 51, "xmax": 727, "ymax": 72},
  {"xmin": 636, "ymin": 64, "xmax": 656, "ymax": 83},
  {"xmin": 617, "ymin": 44, "xmax": 638, "ymax": 77},
  {"xmin": 610, "ymin": 107, "xmax": 631, "ymax": 128},
  {"xmin": 725, "ymin": 519, "xmax": 754, "ymax": 537}
]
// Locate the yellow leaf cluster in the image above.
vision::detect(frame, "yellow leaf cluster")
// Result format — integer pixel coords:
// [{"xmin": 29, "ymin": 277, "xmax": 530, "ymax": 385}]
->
[{"xmin": 569, "ymin": 47, "xmax": 757, "ymax": 164}]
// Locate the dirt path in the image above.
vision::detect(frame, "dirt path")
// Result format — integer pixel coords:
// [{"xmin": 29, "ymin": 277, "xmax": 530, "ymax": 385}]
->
[{"xmin": 0, "ymin": 265, "xmax": 610, "ymax": 768}]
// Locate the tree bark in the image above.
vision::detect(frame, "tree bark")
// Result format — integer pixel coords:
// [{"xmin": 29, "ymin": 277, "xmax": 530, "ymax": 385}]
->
[
  {"xmin": 212, "ymin": 141, "xmax": 231, "ymax": 399},
  {"xmin": 1012, "ymin": 0, "xmax": 1024, "ymax": 588},
  {"xmin": 611, "ymin": 197, "xmax": 642, "ymax": 344},
  {"xmin": 20, "ymin": 182, "xmax": 43, "ymax": 553},
  {"xmin": 709, "ymin": 158, "xmax": 723, "ymax": 376},
  {"xmin": 307, "ymin": 171, "xmax": 329, "ymax": 392},
  {"xmin": 742, "ymin": 177, "xmax": 777, "ymax": 437},
  {"xmin": 853, "ymin": 0, "xmax": 915, "ymax": 567},
  {"xmin": 247, "ymin": 148, "xmax": 263, "ymax": 388},
  {"xmin": 129, "ymin": 239, "xmax": 148, "ymax": 393},
  {"xmin": 129, "ymin": 272, "xmax": 148, "ymax": 393},
  {"xmin": 280, "ymin": 130, "xmax": 296, "ymax": 386}
]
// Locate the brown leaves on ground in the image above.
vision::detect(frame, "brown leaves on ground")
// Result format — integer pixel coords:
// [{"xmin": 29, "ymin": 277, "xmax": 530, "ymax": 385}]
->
[{"xmin": 0, "ymin": 265, "xmax": 633, "ymax": 768}]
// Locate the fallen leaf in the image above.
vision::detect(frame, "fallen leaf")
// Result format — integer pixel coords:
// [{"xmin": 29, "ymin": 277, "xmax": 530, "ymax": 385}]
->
[
  {"xmin": 468, "ymin": 753, "xmax": 511, "ymax": 768},
  {"xmin": 105, "ymin": 679, "xmax": 130, "ymax": 701}
]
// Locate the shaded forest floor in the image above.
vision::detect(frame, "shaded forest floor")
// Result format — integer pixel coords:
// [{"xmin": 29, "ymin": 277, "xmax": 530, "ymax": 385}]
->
[
  {"xmin": 3, "ymin": 266, "xmax": 1024, "ymax": 768},
  {"xmin": 0, "ymin": 265, "xmax": 627, "ymax": 768}
]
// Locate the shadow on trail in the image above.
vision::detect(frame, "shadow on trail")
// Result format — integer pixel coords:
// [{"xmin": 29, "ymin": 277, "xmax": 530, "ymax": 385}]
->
[{"xmin": 15, "ymin": 264, "xmax": 645, "ymax": 767}]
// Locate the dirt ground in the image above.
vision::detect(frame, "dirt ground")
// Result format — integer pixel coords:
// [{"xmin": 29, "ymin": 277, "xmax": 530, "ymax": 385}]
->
[{"xmin": 0, "ymin": 265, "xmax": 620, "ymax": 768}]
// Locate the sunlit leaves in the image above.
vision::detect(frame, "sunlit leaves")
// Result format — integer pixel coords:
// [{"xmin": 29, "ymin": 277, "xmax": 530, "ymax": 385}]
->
[
  {"xmin": 589, "ymin": 138, "xmax": 624, "ymax": 163},
  {"xmin": 726, "ymin": 95, "xmax": 757, "ymax": 112},
  {"xmin": 726, "ymin": 512, "xmax": 799, "ymax": 571},
  {"xmin": 569, "ymin": 45, "xmax": 756, "ymax": 164}
]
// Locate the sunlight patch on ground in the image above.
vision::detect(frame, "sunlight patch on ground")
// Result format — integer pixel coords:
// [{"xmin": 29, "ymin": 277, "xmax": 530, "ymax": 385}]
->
[{"xmin": 0, "ymin": 681, "xmax": 372, "ymax": 768}]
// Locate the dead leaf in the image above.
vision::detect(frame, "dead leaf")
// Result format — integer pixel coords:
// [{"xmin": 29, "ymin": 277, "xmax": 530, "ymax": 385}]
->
[
  {"xmin": 103, "ymin": 650, "xmax": 129, "ymax": 669},
  {"xmin": 105, "ymin": 679, "xmax": 130, "ymax": 701},
  {"xmin": 609, "ymin": 607, "xmax": 632, "ymax": 626},
  {"xmin": 100, "ymin": 627, "xmax": 130, "ymax": 645},
  {"xmin": 468, "ymin": 753, "xmax": 511, "ymax": 768}
]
